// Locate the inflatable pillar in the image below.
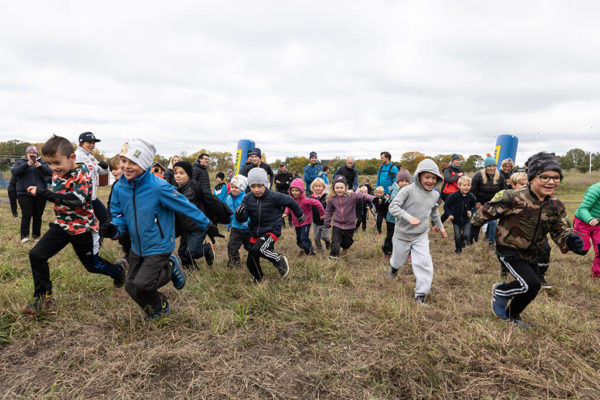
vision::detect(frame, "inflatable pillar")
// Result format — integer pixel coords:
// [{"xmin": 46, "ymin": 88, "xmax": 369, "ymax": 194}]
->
[
  {"xmin": 235, "ymin": 139, "xmax": 255, "ymax": 174},
  {"xmin": 494, "ymin": 134, "xmax": 518, "ymax": 171}
]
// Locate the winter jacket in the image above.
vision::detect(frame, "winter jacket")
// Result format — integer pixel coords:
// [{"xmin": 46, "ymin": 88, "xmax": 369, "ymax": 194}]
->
[
  {"xmin": 226, "ymin": 191, "xmax": 249, "ymax": 232},
  {"xmin": 240, "ymin": 162, "xmax": 274, "ymax": 188},
  {"xmin": 303, "ymin": 163, "xmax": 324, "ymax": 191},
  {"xmin": 500, "ymin": 170, "xmax": 513, "ymax": 190},
  {"xmin": 110, "ymin": 169, "xmax": 210, "ymax": 257},
  {"xmin": 8, "ymin": 173, "xmax": 18, "ymax": 215},
  {"xmin": 323, "ymin": 173, "xmax": 329, "ymax": 185},
  {"xmin": 373, "ymin": 196, "xmax": 390, "ymax": 214},
  {"xmin": 163, "ymin": 168, "xmax": 175, "ymax": 186},
  {"xmin": 441, "ymin": 165, "xmax": 463, "ymax": 195},
  {"xmin": 325, "ymin": 191, "xmax": 375, "ymax": 230},
  {"xmin": 385, "ymin": 184, "xmax": 404, "ymax": 223},
  {"xmin": 274, "ymin": 170, "xmax": 294, "ymax": 193},
  {"xmin": 575, "ymin": 182, "xmax": 600, "ymax": 223},
  {"xmin": 191, "ymin": 161, "xmax": 211, "ymax": 195},
  {"xmin": 376, "ymin": 162, "xmax": 399, "ymax": 195},
  {"xmin": 11, "ymin": 156, "xmax": 52, "ymax": 196},
  {"xmin": 213, "ymin": 182, "xmax": 228, "ymax": 203},
  {"xmin": 285, "ymin": 178, "xmax": 325, "ymax": 228},
  {"xmin": 174, "ymin": 180, "xmax": 206, "ymax": 235},
  {"xmin": 311, "ymin": 192, "xmax": 328, "ymax": 226},
  {"xmin": 333, "ymin": 165, "xmax": 359, "ymax": 191},
  {"xmin": 388, "ymin": 159, "xmax": 443, "ymax": 241},
  {"xmin": 236, "ymin": 188, "xmax": 303, "ymax": 238},
  {"xmin": 470, "ymin": 170, "xmax": 503, "ymax": 205},
  {"xmin": 443, "ymin": 190, "xmax": 478, "ymax": 226},
  {"xmin": 75, "ymin": 147, "xmax": 108, "ymax": 200},
  {"xmin": 471, "ymin": 187, "xmax": 572, "ymax": 261}
]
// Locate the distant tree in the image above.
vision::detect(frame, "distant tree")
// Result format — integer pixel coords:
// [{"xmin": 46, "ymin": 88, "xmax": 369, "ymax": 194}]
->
[
  {"xmin": 362, "ymin": 158, "xmax": 380, "ymax": 175},
  {"xmin": 559, "ymin": 148, "xmax": 588, "ymax": 172},
  {"xmin": 400, "ymin": 152, "xmax": 426, "ymax": 173},
  {"xmin": 463, "ymin": 155, "xmax": 484, "ymax": 172},
  {"xmin": 0, "ymin": 139, "xmax": 30, "ymax": 156},
  {"xmin": 328, "ymin": 156, "xmax": 345, "ymax": 172},
  {"xmin": 154, "ymin": 154, "xmax": 169, "ymax": 168},
  {"xmin": 286, "ymin": 156, "xmax": 310, "ymax": 177},
  {"xmin": 210, "ymin": 151, "xmax": 234, "ymax": 172}
]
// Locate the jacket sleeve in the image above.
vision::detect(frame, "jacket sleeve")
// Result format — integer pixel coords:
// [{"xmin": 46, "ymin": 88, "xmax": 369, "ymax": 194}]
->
[
  {"xmin": 310, "ymin": 198, "xmax": 325, "ymax": 216},
  {"xmin": 38, "ymin": 162, "xmax": 53, "ymax": 177},
  {"xmin": 443, "ymin": 193, "xmax": 454, "ymax": 216},
  {"xmin": 37, "ymin": 171, "xmax": 91, "ymax": 208},
  {"xmin": 576, "ymin": 185, "xmax": 600, "ymax": 223},
  {"xmin": 388, "ymin": 188, "xmax": 414, "ymax": 222},
  {"xmin": 470, "ymin": 172, "xmax": 481, "ymax": 201},
  {"xmin": 430, "ymin": 193, "xmax": 443, "ymax": 229},
  {"xmin": 390, "ymin": 165, "xmax": 399, "ymax": 181},
  {"xmin": 159, "ymin": 184, "xmax": 210, "ymax": 230},
  {"xmin": 471, "ymin": 190, "xmax": 512, "ymax": 227},
  {"xmin": 279, "ymin": 192, "xmax": 303, "ymax": 219},
  {"xmin": 11, "ymin": 161, "xmax": 28, "ymax": 177},
  {"xmin": 356, "ymin": 192, "xmax": 375, "ymax": 203},
  {"xmin": 109, "ymin": 185, "xmax": 128, "ymax": 236},
  {"xmin": 324, "ymin": 198, "xmax": 334, "ymax": 227},
  {"xmin": 266, "ymin": 165, "xmax": 274, "ymax": 188},
  {"xmin": 353, "ymin": 173, "xmax": 359, "ymax": 191},
  {"xmin": 549, "ymin": 203, "xmax": 572, "ymax": 251}
]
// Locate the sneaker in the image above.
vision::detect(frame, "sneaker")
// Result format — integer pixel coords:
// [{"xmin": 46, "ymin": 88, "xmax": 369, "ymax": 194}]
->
[
  {"xmin": 169, "ymin": 254, "xmax": 186, "ymax": 290},
  {"xmin": 204, "ymin": 241, "xmax": 215, "ymax": 266},
  {"xmin": 149, "ymin": 300, "xmax": 171, "ymax": 319},
  {"xmin": 113, "ymin": 259, "xmax": 128, "ymax": 288},
  {"xmin": 324, "ymin": 240, "xmax": 330, "ymax": 250},
  {"xmin": 329, "ymin": 255, "xmax": 339, "ymax": 260},
  {"xmin": 454, "ymin": 249, "xmax": 462, "ymax": 255},
  {"xmin": 22, "ymin": 294, "xmax": 55, "ymax": 314},
  {"xmin": 275, "ymin": 256, "xmax": 290, "ymax": 277},
  {"xmin": 388, "ymin": 265, "xmax": 398, "ymax": 279},
  {"xmin": 488, "ymin": 241, "xmax": 496, "ymax": 251},
  {"xmin": 540, "ymin": 277, "xmax": 551, "ymax": 289},
  {"xmin": 32, "ymin": 236, "xmax": 40, "ymax": 242},
  {"xmin": 508, "ymin": 318, "xmax": 529, "ymax": 329},
  {"xmin": 341, "ymin": 248, "xmax": 348, "ymax": 256},
  {"xmin": 21, "ymin": 237, "xmax": 30, "ymax": 244},
  {"xmin": 251, "ymin": 276, "xmax": 264, "ymax": 284},
  {"xmin": 491, "ymin": 284, "xmax": 508, "ymax": 320},
  {"xmin": 414, "ymin": 295, "xmax": 428, "ymax": 306},
  {"xmin": 297, "ymin": 249, "xmax": 305, "ymax": 257}
]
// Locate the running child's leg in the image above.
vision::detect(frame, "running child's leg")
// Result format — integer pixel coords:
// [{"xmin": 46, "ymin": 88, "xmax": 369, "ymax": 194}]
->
[
  {"xmin": 496, "ymin": 256, "xmax": 541, "ymax": 320},
  {"xmin": 28, "ymin": 224, "xmax": 70, "ymax": 298},
  {"xmin": 409, "ymin": 234, "xmax": 434, "ymax": 297},
  {"xmin": 125, "ymin": 253, "xmax": 171, "ymax": 316}
]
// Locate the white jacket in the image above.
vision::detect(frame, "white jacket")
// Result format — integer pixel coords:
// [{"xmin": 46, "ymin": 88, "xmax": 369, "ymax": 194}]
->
[{"xmin": 75, "ymin": 147, "xmax": 108, "ymax": 200}]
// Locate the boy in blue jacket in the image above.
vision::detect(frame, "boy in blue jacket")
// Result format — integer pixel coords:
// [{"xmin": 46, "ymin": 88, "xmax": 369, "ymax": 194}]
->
[
  {"xmin": 226, "ymin": 175, "xmax": 250, "ymax": 267},
  {"xmin": 103, "ymin": 138, "xmax": 217, "ymax": 319}
]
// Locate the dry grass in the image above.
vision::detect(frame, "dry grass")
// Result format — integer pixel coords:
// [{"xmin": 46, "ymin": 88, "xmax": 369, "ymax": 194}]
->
[{"xmin": 1, "ymin": 174, "xmax": 600, "ymax": 399}]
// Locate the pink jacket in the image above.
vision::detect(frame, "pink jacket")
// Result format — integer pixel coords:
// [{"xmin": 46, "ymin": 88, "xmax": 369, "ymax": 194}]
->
[
  {"xmin": 285, "ymin": 178, "xmax": 325, "ymax": 227},
  {"xmin": 325, "ymin": 191, "xmax": 375, "ymax": 230}
]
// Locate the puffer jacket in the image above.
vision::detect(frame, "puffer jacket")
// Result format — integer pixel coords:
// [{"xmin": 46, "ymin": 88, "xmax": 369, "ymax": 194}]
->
[
  {"xmin": 285, "ymin": 178, "xmax": 325, "ymax": 227},
  {"xmin": 226, "ymin": 191, "xmax": 249, "ymax": 232},
  {"xmin": 574, "ymin": 182, "xmax": 600, "ymax": 223},
  {"xmin": 470, "ymin": 170, "xmax": 503, "ymax": 205},
  {"xmin": 324, "ymin": 191, "xmax": 375, "ymax": 230}
]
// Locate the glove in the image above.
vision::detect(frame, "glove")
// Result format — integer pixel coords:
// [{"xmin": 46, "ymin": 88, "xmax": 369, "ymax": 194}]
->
[
  {"xmin": 100, "ymin": 223, "xmax": 119, "ymax": 239},
  {"xmin": 206, "ymin": 222, "xmax": 225, "ymax": 244},
  {"xmin": 235, "ymin": 204, "xmax": 247, "ymax": 219},
  {"xmin": 566, "ymin": 233, "xmax": 586, "ymax": 255},
  {"xmin": 98, "ymin": 161, "xmax": 109, "ymax": 169},
  {"xmin": 298, "ymin": 214, "xmax": 307, "ymax": 223}
]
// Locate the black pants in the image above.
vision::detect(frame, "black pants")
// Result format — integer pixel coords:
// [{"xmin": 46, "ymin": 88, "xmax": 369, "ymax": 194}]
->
[
  {"xmin": 440, "ymin": 192, "xmax": 450, "ymax": 223},
  {"xmin": 92, "ymin": 198, "xmax": 108, "ymax": 226},
  {"xmin": 18, "ymin": 195, "xmax": 46, "ymax": 239},
  {"xmin": 355, "ymin": 214, "xmax": 367, "ymax": 232},
  {"xmin": 8, "ymin": 186, "xmax": 18, "ymax": 216},
  {"xmin": 536, "ymin": 238, "xmax": 551, "ymax": 279},
  {"xmin": 295, "ymin": 224, "xmax": 314, "ymax": 255},
  {"xmin": 452, "ymin": 222, "xmax": 472, "ymax": 252},
  {"xmin": 382, "ymin": 221, "xmax": 395, "ymax": 255},
  {"xmin": 228, "ymin": 228, "xmax": 250, "ymax": 266},
  {"xmin": 246, "ymin": 234, "xmax": 282, "ymax": 281},
  {"xmin": 330, "ymin": 226, "xmax": 354, "ymax": 257},
  {"xmin": 125, "ymin": 252, "xmax": 171, "ymax": 315},
  {"xmin": 495, "ymin": 254, "xmax": 542, "ymax": 320},
  {"xmin": 376, "ymin": 212, "xmax": 386, "ymax": 234},
  {"xmin": 29, "ymin": 224, "xmax": 122, "ymax": 298}
]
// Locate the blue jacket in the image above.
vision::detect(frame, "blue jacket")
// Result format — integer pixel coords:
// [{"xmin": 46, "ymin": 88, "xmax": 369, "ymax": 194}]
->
[
  {"xmin": 236, "ymin": 189, "xmax": 303, "ymax": 238},
  {"xmin": 213, "ymin": 182, "xmax": 228, "ymax": 203},
  {"xmin": 385, "ymin": 183, "xmax": 404, "ymax": 223},
  {"xmin": 303, "ymin": 163, "xmax": 323, "ymax": 191},
  {"xmin": 376, "ymin": 163, "xmax": 399, "ymax": 195},
  {"xmin": 11, "ymin": 157, "xmax": 52, "ymax": 196},
  {"xmin": 110, "ymin": 169, "xmax": 210, "ymax": 257},
  {"xmin": 226, "ymin": 191, "xmax": 249, "ymax": 232}
]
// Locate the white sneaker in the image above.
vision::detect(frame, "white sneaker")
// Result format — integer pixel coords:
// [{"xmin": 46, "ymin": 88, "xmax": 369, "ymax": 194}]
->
[{"xmin": 21, "ymin": 237, "xmax": 30, "ymax": 244}]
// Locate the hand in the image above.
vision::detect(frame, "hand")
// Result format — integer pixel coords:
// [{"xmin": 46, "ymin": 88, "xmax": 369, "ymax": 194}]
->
[
  {"xmin": 100, "ymin": 223, "xmax": 118, "ymax": 239},
  {"xmin": 28, "ymin": 160, "xmax": 34, "ymax": 167},
  {"xmin": 206, "ymin": 222, "xmax": 225, "ymax": 244},
  {"xmin": 448, "ymin": 215, "xmax": 454, "ymax": 221},
  {"xmin": 34, "ymin": 162, "xmax": 41, "ymax": 168},
  {"xmin": 27, "ymin": 186, "xmax": 37, "ymax": 196},
  {"xmin": 566, "ymin": 233, "xmax": 586, "ymax": 255},
  {"xmin": 98, "ymin": 161, "xmax": 109, "ymax": 169},
  {"xmin": 590, "ymin": 218, "xmax": 599, "ymax": 226},
  {"xmin": 235, "ymin": 204, "xmax": 246, "ymax": 218},
  {"xmin": 439, "ymin": 228, "xmax": 448, "ymax": 238},
  {"xmin": 408, "ymin": 217, "xmax": 421, "ymax": 226},
  {"xmin": 298, "ymin": 214, "xmax": 307, "ymax": 223},
  {"xmin": 458, "ymin": 173, "xmax": 464, "ymax": 176},
  {"xmin": 466, "ymin": 211, "xmax": 472, "ymax": 218},
  {"xmin": 320, "ymin": 215, "xmax": 324, "ymax": 220}
]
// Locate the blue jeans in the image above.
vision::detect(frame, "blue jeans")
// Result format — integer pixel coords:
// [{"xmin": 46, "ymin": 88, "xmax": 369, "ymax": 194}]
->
[
  {"xmin": 295, "ymin": 224, "xmax": 314, "ymax": 255},
  {"xmin": 486, "ymin": 220, "xmax": 497, "ymax": 243},
  {"xmin": 452, "ymin": 222, "xmax": 472, "ymax": 252},
  {"xmin": 178, "ymin": 230, "xmax": 209, "ymax": 265}
]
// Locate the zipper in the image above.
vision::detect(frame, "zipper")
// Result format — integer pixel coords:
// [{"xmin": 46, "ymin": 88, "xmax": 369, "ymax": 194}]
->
[
  {"xmin": 132, "ymin": 181, "xmax": 142, "ymax": 255},
  {"xmin": 256, "ymin": 196, "xmax": 261, "ymax": 237},
  {"xmin": 525, "ymin": 199, "xmax": 545, "ymax": 251},
  {"xmin": 155, "ymin": 213, "xmax": 164, "ymax": 239},
  {"xmin": 339, "ymin": 197, "xmax": 344, "ymax": 229}
]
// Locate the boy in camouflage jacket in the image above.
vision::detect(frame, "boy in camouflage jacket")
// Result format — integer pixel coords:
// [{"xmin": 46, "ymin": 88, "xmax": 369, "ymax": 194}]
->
[{"xmin": 471, "ymin": 152, "xmax": 585, "ymax": 327}]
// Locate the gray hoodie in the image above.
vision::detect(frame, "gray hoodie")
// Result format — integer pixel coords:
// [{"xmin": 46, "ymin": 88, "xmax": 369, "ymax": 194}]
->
[{"xmin": 388, "ymin": 159, "xmax": 443, "ymax": 241}]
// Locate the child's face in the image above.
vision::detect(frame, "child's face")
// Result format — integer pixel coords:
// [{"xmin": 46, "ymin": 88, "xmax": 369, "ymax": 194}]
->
[
  {"xmin": 290, "ymin": 187, "xmax": 302, "ymax": 198},
  {"xmin": 216, "ymin": 177, "xmax": 223, "ymax": 184},
  {"xmin": 419, "ymin": 172, "xmax": 438, "ymax": 191},
  {"xmin": 230, "ymin": 186, "xmax": 242, "ymax": 196},
  {"xmin": 120, "ymin": 156, "xmax": 145, "ymax": 180},
  {"xmin": 375, "ymin": 190, "xmax": 384, "ymax": 198},
  {"xmin": 173, "ymin": 166, "xmax": 190, "ymax": 186},
  {"xmin": 334, "ymin": 182, "xmax": 347, "ymax": 196},
  {"xmin": 530, "ymin": 172, "xmax": 560, "ymax": 198},
  {"xmin": 312, "ymin": 184, "xmax": 324, "ymax": 195},
  {"xmin": 397, "ymin": 179, "xmax": 410, "ymax": 188},
  {"xmin": 45, "ymin": 152, "xmax": 76, "ymax": 177},
  {"xmin": 459, "ymin": 182, "xmax": 471, "ymax": 193},
  {"xmin": 513, "ymin": 181, "xmax": 527, "ymax": 190},
  {"xmin": 251, "ymin": 184, "xmax": 266, "ymax": 197},
  {"xmin": 111, "ymin": 168, "xmax": 122, "ymax": 180}
]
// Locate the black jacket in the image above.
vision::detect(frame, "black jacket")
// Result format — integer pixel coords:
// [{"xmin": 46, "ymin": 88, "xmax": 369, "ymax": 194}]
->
[
  {"xmin": 443, "ymin": 191, "xmax": 478, "ymax": 226},
  {"xmin": 174, "ymin": 180, "xmax": 203, "ymax": 235},
  {"xmin": 163, "ymin": 168, "xmax": 175, "ymax": 186},
  {"xmin": 236, "ymin": 189, "xmax": 303, "ymax": 237},
  {"xmin": 500, "ymin": 170, "xmax": 513, "ymax": 190},
  {"xmin": 333, "ymin": 166, "xmax": 358, "ymax": 190},
  {"xmin": 191, "ymin": 162, "xmax": 211, "ymax": 194},
  {"xmin": 240, "ymin": 162, "xmax": 274, "ymax": 188},
  {"xmin": 470, "ymin": 171, "xmax": 503, "ymax": 205},
  {"xmin": 274, "ymin": 171, "xmax": 293, "ymax": 193},
  {"xmin": 11, "ymin": 157, "xmax": 52, "ymax": 196},
  {"xmin": 8, "ymin": 173, "xmax": 18, "ymax": 215}
]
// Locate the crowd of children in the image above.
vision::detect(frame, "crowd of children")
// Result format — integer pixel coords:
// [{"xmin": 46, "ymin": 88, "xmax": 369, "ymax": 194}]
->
[{"xmin": 16, "ymin": 137, "xmax": 596, "ymax": 330}]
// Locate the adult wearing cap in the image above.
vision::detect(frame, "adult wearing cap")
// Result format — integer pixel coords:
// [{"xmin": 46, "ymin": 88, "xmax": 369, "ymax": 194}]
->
[
  {"xmin": 333, "ymin": 156, "xmax": 359, "ymax": 191},
  {"xmin": 470, "ymin": 154, "xmax": 503, "ymax": 246},
  {"xmin": 303, "ymin": 151, "xmax": 324, "ymax": 195},
  {"xmin": 240, "ymin": 148, "xmax": 274, "ymax": 189},
  {"xmin": 274, "ymin": 162, "xmax": 293, "ymax": 195},
  {"xmin": 376, "ymin": 151, "xmax": 399, "ymax": 195},
  {"xmin": 11, "ymin": 145, "xmax": 52, "ymax": 243},
  {"xmin": 440, "ymin": 154, "xmax": 464, "ymax": 223},
  {"xmin": 75, "ymin": 132, "xmax": 110, "ymax": 225}
]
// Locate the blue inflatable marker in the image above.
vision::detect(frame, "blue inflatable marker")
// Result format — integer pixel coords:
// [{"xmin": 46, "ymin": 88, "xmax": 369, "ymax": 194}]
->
[
  {"xmin": 494, "ymin": 134, "xmax": 518, "ymax": 171},
  {"xmin": 234, "ymin": 139, "xmax": 255, "ymax": 174}
]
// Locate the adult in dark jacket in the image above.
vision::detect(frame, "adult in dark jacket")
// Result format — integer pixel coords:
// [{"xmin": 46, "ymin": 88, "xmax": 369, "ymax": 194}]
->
[
  {"xmin": 11, "ymin": 146, "xmax": 53, "ymax": 242},
  {"xmin": 470, "ymin": 155, "xmax": 503, "ymax": 245},
  {"xmin": 8, "ymin": 173, "xmax": 18, "ymax": 217},
  {"xmin": 500, "ymin": 158, "xmax": 515, "ymax": 189},
  {"xmin": 192, "ymin": 153, "xmax": 211, "ymax": 195},
  {"xmin": 333, "ymin": 157, "xmax": 359, "ymax": 191},
  {"xmin": 274, "ymin": 162, "xmax": 293, "ymax": 194},
  {"xmin": 440, "ymin": 154, "xmax": 464, "ymax": 223},
  {"xmin": 239, "ymin": 148, "xmax": 274, "ymax": 189}
]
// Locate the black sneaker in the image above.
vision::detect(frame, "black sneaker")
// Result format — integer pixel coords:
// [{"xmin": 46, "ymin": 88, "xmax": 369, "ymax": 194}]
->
[
  {"xmin": 22, "ymin": 294, "xmax": 55, "ymax": 314},
  {"xmin": 204, "ymin": 241, "xmax": 215, "ymax": 266},
  {"xmin": 540, "ymin": 277, "xmax": 551, "ymax": 289},
  {"xmin": 454, "ymin": 249, "xmax": 462, "ymax": 255},
  {"xmin": 414, "ymin": 295, "xmax": 428, "ymax": 306},
  {"xmin": 276, "ymin": 256, "xmax": 290, "ymax": 277},
  {"xmin": 149, "ymin": 300, "xmax": 171, "ymax": 319},
  {"xmin": 113, "ymin": 259, "xmax": 128, "ymax": 288}
]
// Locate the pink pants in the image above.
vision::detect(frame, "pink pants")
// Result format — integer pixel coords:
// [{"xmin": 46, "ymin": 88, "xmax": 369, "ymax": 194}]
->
[{"xmin": 574, "ymin": 217, "xmax": 600, "ymax": 277}]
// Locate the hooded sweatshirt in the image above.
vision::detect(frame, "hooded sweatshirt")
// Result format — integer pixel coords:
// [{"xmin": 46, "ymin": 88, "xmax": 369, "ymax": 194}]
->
[
  {"xmin": 285, "ymin": 178, "xmax": 325, "ymax": 227},
  {"xmin": 388, "ymin": 159, "xmax": 443, "ymax": 241},
  {"xmin": 324, "ymin": 188, "xmax": 375, "ymax": 230}
]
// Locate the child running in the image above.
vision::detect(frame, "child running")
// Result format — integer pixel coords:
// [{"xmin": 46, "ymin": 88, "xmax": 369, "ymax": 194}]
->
[
  {"xmin": 355, "ymin": 185, "xmax": 373, "ymax": 232},
  {"xmin": 284, "ymin": 178, "xmax": 325, "ymax": 256},
  {"xmin": 443, "ymin": 176, "xmax": 478, "ymax": 255},
  {"xmin": 382, "ymin": 169, "xmax": 411, "ymax": 260},
  {"xmin": 387, "ymin": 159, "xmax": 448, "ymax": 305},
  {"xmin": 324, "ymin": 175, "xmax": 375, "ymax": 259},
  {"xmin": 574, "ymin": 180, "xmax": 600, "ymax": 279},
  {"xmin": 226, "ymin": 175, "xmax": 251, "ymax": 268},
  {"xmin": 22, "ymin": 135, "xmax": 127, "ymax": 314},
  {"xmin": 310, "ymin": 178, "xmax": 330, "ymax": 253},
  {"xmin": 373, "ymin": 186, "xmax": 389, "ymax": 236},
  {"xmin": 471, "ymin": 152, "xmax": 585, "ymax": 328},
  {"xmin": 235, "ymin": 168, "xmax": 305, "ymax": 283}
]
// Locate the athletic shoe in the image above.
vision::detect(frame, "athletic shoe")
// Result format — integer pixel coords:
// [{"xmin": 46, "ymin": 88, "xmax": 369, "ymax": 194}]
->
[
  {"xmin": 32, "ymin": 236, "xmax": 40, "ymax": 242},
  {"xmin": 149, "ymin": 300, "xmax": 171, "ymax": 319},
  {"xmin": 540, "ymin": 277, "xmax": 552, "ymax": 289},
  {"xmin": 488, "ymin": 241, "xmax": 496, "ymax": 251},
  {"xmin": 508, "ymin": 318, "xmax": 529, "ymax": 329},
  {"xmin": 491, "ymin": 284, "xmax": 508, "ymax": 319},
  {"xmin": 414, "ymin": 295, "xmax": 428, "ymax": 306},
  {"xmin": 276, "ymin": 256, "xmax": 290, "ymax": 277},
  {"xmin": 169, "ymin": 254, "xmax": 186, "ymax": 290},
  {"xmin": 341, "ymin": 248, "xmax": 348, "ymax": 256},
  {"xmin": 328, "ymin": 255, "xmax": 339, "ymax": 260},
  {"xmin": 21, "ymin": 237, "xmax": 30, "ymax": 244},
  {"xmin": 22, "ymin": 294, "xmax": 55, "ymax": 314},
  {"xmin": 297, "ymin": 249, "xmax": 305, "ymax": 257},
  {"xmin": 113, "ymin": 259, "xmax": 128, "ymax": 288},
  {"xmin": 204, "ymin": 241, "xmax": 215, "ymax": 266},
  {"xmin": 388, "ymin": 265, "xmax": 398, "ymax": 279},
  {"xmin": 454, "ymin": 249, "xmax": 462, "ymax": 255},
  {"xmin": 251, "ymin": 276, "xmax": 264, "ymax": 284}
]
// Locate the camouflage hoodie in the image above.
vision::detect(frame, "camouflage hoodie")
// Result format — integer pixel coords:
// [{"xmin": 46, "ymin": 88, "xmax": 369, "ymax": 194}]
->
[{"xmin": 471, "ymin": 187, "xmax": 572, "ymax": 260}]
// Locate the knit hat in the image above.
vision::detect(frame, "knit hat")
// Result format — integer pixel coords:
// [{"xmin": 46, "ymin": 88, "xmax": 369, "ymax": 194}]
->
[
  {"xmin": 247, "ymin": 167, "xmax": 269, "ymax": 187},
  {"xmin": 25, "ymin": 145, "xmax": 38, "ymax": 154},
  {"xmin": 248, "ymin": 147, "xmax": 262, "ymax": 157},
  {"xmin": 526, "ymin": 152, "xmax": 563, "ymax": 182},
  {"xmin": 120, "ymin": 138, "xmax": 156, "ymax": 171},
  {"xmin": 483, "ymin": 153, "xmax": 497, "ymax": 167},
  {"xmin": 216, "ymin": 171, "xmax": 225, "ymax": 180},
  {"xmin": 333, "ymin": 175, "xmax": 347, "ymax": 187},
  {"xmin": 396, "ymin": 168, "xmax": 411, "ymax": 183},
  {"xmin": 451, "ymin": 154, "xmax": 460, "ymax": 161},
  {"xmin": 309, "ymin": 151, "xmax": 318, "ymax": 159},
  {"xmin": 173, "ymin": 161, "xmax": 193, "ymax": 178},
  {"xmin": 230, "ymin": 174, "xmax": 248, "ymax": 191}
]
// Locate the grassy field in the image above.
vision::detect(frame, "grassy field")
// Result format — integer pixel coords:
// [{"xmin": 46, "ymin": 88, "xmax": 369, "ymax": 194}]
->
[{"xmin": 1, "ymin": 173, "xmax": 599, "ymax": 399}]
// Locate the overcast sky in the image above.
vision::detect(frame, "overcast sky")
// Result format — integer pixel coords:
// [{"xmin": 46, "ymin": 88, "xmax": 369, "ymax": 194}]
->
[{"xmin": 1, "ymin": 1, "xmax": 598, "ymax": 165}]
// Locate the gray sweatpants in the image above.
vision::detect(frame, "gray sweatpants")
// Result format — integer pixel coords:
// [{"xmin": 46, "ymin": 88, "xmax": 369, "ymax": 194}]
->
[
  {"xmin": 312, "ymin": 223, "xmax": 330, "ymax": 251},
  {"xmin": 390, "ymin": 233, "xmax": 434, "ymax": 297}
]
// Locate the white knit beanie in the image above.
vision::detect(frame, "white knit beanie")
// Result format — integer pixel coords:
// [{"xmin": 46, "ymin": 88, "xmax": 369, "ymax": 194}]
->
[
  {"xmin": 120, "ymin": 138, "xmax": 155, "ymax": 171},
  {"xmin": 247, "ymin": 168, "xmax": 269, "ymax": 187},
  {"xmin": 230, "ymin": 174, "xmax": 248, "ymax": 191}
]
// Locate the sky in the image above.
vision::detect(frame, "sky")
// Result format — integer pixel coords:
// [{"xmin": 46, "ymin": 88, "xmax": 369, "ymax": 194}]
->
[{"xmin": 0, "ymin": 0, "xmax": 599, "ymax": 165}]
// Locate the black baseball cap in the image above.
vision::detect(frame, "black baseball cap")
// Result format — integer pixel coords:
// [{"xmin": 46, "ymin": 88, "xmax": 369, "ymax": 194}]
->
[{"xmin": 79, "ymin": 132, "xmax": 101, "ymax": 143}]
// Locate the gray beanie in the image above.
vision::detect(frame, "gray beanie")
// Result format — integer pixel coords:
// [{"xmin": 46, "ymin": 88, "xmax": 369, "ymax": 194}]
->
[
  {"xmin": 247, "ymin": 168, "xmax": 270, "ymax": 187},
  {"xmin": 526, "ymin": 152, "xmax": 563, "ymax": 182},
  {"xmin": 396, "ymin": 168, "xmax": 411, "ymax": 183}
]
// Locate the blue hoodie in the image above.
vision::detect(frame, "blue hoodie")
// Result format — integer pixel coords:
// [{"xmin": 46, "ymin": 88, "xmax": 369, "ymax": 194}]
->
[
  {"xmin": 226, "ymin": 191, "xmax": 249, "ymax": 232},
  {"xmin": 110, "ymin": 169, "xmax": 210, "ymax": 256}
]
